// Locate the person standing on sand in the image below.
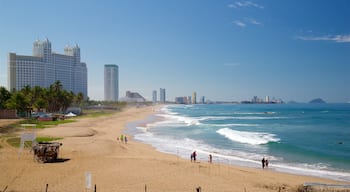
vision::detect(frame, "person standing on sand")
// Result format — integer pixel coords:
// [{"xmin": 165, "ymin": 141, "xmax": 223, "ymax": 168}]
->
[
  {"xmin": 124, "ymin": 136, "xmax": 128, "ymax": 144},
  {"xmin": 265, "ymin": 158, "xmax": 269, "ymax": 168},
  {"xmin": 193, "ymin": 151, "xmax": 197, "ymax": 162},
  {"xmin": 262, "ymin": 157, "xmax": 265, "ymax": 169},
  {"xmin": 209, "ymin": 154, "xmax": 212, "ymax": 163}
]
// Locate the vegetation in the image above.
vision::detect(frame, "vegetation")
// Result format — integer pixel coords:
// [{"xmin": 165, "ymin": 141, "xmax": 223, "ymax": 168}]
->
[
  {"xmin": 13, "ymin": 119, "xmax": 76, "ymax": 129},
  {"xmin": 7, "ymin": 136, "xmax": 62, "ymax": 148},
  {"xmin": 0, "ymin": 80, "xmax": 85, "ymax": 116}
]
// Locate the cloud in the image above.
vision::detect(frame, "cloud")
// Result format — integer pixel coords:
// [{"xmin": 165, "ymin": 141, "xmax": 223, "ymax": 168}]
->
[
  {"xmin": 228, "ymin": 1, "xmax": 264, "ymax": 9},
  {"xmin": 232, "ymin": 20, "xmax": 246, "ymax": 28},
  {"xmin": 232, "ymin": 18, "xmax": 262, "ymax": 28},
  {"xmin": 246, "ymin": 18, "xmax": 262, "ymax": 25},
  {"xmin": 296, "ymin": 34, "xmax": 350, "ymax": 43}
]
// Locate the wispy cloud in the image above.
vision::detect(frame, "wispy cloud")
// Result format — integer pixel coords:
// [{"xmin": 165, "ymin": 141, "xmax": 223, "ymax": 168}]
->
[
  {"xmin": 228, "ymin": 1, "xmax": 264, "ymax": 9},
  {"xmin": 296, "ymin": 34, "xmax": 350, "ymax": 43},
  {"xmin": 246, "ymin": 18, "xmax": 262, "ymax": 25},
  {"xmin": 232, "ymin": 18, "xmax": 262, "ymax": 28},
  {"xmin": 232, "ymin": 20, "xmax": 246, "ymax": 28}
]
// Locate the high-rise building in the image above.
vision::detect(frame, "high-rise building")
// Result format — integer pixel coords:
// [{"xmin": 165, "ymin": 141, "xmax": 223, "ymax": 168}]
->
[
  {"xmin": 152, "ymin": 90, "xmax": 157, "ymax": 103},
  {"xmin": 201, "ymin": 96, "xmax": 205, "ymax": 104},
  {"xmin": 192, "ymin": 92, "xmax": 197, "ymax": 104},
  {"xmin": 8, "ymin": 38, "xmax": 88, "ymax": 97},
  {"xmin": 187, "ymin": 96, "xmax": 192, "ymax": 104},
  {"xmin": 160, "ymin": 88, "xmax": 166, "ymax": 103},
  {"xmin": 265, "ymin": 96, "xmax": 270, "ymax": 103},
  {"xmin": 104, "ymin": 64, "xmax": 119, "ymax": 101}
]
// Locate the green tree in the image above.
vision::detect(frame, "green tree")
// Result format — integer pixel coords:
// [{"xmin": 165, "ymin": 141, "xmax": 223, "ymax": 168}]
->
[
  {"xmin": 47, "ymin": 81, "xmax": 63, "ymax": 112},
  {"xmin": 32, "ymin": 86, "xmax": 48, "ymax": 111},
  {"xmin": 75, "ymin": 92, "xmax": 84, "ymax": 106},
  {"xmin": 0, "ymin": 86, "xmax": 12, "ymax": 109},
  {"xmin": 5, "ymin": 92, "xmax": 30, "ymax": 116}
]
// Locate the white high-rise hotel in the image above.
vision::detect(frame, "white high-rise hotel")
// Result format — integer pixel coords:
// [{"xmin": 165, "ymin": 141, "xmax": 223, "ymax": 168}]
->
[
  {"xmin": 8, "ymin": 38, "xmax": 88, "ymax": 97},
  {"xmin": 104, "ymin": 64, "xmax": 119, "ymax": 101}
]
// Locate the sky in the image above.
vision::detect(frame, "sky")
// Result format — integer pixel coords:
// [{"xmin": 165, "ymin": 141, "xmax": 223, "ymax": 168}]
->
[{"xmin": 0, "ymin": 0, "xmax": 349, "ymax": 103}]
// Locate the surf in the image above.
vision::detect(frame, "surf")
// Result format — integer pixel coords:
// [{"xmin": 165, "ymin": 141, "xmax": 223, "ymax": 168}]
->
[{"xmin": 217, "ymin": 128, "xmax": 280, "ymax": 145}]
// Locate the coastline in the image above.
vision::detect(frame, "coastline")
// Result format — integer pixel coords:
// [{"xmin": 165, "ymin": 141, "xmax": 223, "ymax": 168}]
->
[
  {"xmin": 126, "ymin": 105, "xmax": 350, "ymax": 182},
  {"xmin": 0, "ymin": 105, "xmax": 348, "ymax": 192}
]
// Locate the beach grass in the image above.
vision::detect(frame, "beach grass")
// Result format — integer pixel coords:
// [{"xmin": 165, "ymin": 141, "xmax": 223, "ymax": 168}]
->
[
  {"xmin": 79, "ymin": 109, "xmax": 119, "ymax": 118},
  {"xmin": 7, "ymin": 136, "xmax": 62, "ymax": 148},
  {"xmin": 9, "ymin": 119, "xmax": 76, "ymax": 129}
]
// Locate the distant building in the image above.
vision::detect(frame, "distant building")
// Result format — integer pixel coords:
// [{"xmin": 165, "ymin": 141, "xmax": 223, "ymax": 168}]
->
[
  {"xmin": 192, "ymin": 92, "xmax": 197, "ymax": 104},
  {"xmin": 201, "ymin": 96, "xmax": 205, "ymax": 104},
  {"xmin": 119, "ymin": 91, "xmax": 146, "ymax": 102},
  {"xmin": 8, "ymin": 38, "xmax": 87, "ymax": 97},
  {"xmin": 104, "ymin": 64, "xmax": 119, "ymax": 101},
  {"xmin": 160, "ymin": 88, "xmax": 166, "ymax": 103},
  {"xmin": 187, "ymin": 96, "xmax": 192, "ymax": 104},
  {"xmin": 152, "ymin": 90, "xmax": 157, "ymax": 103},
  {"xmin": 265, "ymin": 96, "xmax": 270, "ymax": 103},
  {"xmin": 175, "ymin": 97, "xmax": 186, "ymax": 104}
]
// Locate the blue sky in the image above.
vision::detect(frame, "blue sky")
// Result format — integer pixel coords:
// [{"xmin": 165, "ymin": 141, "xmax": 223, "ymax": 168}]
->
[{"xmin": 0, "ymin": 0, "xmax": 349, "ymax": 102}]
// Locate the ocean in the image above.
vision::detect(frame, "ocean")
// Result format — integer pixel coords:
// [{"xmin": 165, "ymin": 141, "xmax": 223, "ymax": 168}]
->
[{"xmin": 126, "ymin": 104, "xmax": 350, "ymax": 181}]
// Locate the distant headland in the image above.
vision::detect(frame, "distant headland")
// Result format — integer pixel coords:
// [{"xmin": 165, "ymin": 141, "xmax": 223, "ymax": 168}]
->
[{"xmin": 309, "ymin": 98, "xmax": 326, "ymax": 104}]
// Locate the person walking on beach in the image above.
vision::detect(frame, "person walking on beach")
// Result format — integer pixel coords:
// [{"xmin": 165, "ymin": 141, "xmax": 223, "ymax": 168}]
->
[
  {"xmin": 209, "ymin": 154, "xmax": 212, "ymax": 163},
  {"xmin": 262, "ymin": 157, "xmax": 265, "ymax": 169},
  {"xmin": 265, "ymin": 158, "xmax": 269, "ymax": 168},
  {"xmin": 191, "ymin": 151, "xmax": 197, "ymax": 162},
  {"xmin": 124, "ymin": 136, "xmax": 128, "ymax": 144}
]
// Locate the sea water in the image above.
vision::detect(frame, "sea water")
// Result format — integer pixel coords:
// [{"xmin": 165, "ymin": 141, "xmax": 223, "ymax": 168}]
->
[{"xmin": 126, "ymin": 104, "xmax": 350, "ymax": 181}]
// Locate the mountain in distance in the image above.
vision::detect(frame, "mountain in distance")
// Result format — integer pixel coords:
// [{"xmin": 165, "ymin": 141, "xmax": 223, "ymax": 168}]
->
[{"xmin": 309, "ymin": 98, "xmax": 326, "ymax": 104}]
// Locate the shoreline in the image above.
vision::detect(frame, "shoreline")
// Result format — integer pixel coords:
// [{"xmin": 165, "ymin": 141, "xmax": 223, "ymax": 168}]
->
[
  {"xmin": 0, "ymin": 105, "xmax": 348, "ymax": 192},
  {"xmin": 126, "ymin": 105, "xmax": 350, "ymax": 183}
]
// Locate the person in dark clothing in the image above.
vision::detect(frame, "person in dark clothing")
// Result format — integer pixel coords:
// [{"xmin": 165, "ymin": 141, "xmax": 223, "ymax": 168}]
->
[
  {"xmin": 192, "ymin": 151, "xmax": 197, "ymax": 162},
  {"xmin": 262, "ymin": 157, "xmax": 265, "ymax": 169}
]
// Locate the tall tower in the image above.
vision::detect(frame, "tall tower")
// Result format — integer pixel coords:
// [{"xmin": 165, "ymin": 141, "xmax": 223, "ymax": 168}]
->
[
  {"xmin": 160, "ymin": 88, "xmax": 166, "ymax": 103},
  {"xmin": 104, "ymin": 64, "xmax": 119, "ymax": 101},
  {"xmin": 192, "ymin": 92, "xmax": 197, "ymax": 104},
  {"xmin": 152, "ymin": 90, "xmax": 157, "ymax": 103}
]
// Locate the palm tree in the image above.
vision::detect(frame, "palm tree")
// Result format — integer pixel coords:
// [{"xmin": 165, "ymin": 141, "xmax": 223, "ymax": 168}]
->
[
  {"xmin": 32, "ymin": 86, "xmax": 48, "ymax": 112},
  {"xmin": 0, "ymin": 86, "xmax": 12, "ymax": 109},
  {"xmin": 47, "ymin": 81, "xmax": 63, "ymax": 112},
  {"xmin": 5, "ymin": 92, "xmax": 30, "ymax": 117},
  {"xmin": 75, "ymin": 92, "xmax": 84, "ymax": 106}
]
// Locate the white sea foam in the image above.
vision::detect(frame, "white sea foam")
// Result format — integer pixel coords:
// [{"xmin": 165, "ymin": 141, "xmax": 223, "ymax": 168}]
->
[
  {"xmin": 131, "ymin": 105, "xmax": 350, "ymax": 182},
  {"xmin": 134, "ymin": 125, "xmax": 350, "ymax": 181},
  {"xmin": 212, "ymin": 123, "xmax": 259, "ymax": 127},
  {"xmin": 156, "ymin": 114, "xmax": 201, "ymax": 126},
  {"xmin": 199, "ymin": 116, "xmax": 287, "ymax": 121},
  {"xmin": 216, "ymin": 128, "xmax": 280, "ymax": 145}
]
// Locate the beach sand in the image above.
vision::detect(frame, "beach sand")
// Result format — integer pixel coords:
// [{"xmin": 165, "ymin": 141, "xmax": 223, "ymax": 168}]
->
[{"xmin": 0, "ymin": 106, "xmax": 347, "ymax": 192}]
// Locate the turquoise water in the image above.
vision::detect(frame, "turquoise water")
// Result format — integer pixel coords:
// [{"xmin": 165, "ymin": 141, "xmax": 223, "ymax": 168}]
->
[{"xmin": 127, "ymin": 104, "xmax": 350, "ymax": 181}]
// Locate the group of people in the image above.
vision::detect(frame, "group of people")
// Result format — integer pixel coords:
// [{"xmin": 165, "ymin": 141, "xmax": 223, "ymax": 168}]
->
[
  {"xmin": 117, "ymin": 134, "xmax": 128, "ymax": 144},
  {"xmin": 261, "ymin": 157, "xmax": 269, "ymax": 169},
  {"xmin": 190, "ymin": 151, "xmax": 213, "ymax": 164}
]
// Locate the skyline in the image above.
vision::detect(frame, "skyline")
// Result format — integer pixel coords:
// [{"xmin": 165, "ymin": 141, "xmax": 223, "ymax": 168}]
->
[{"xmin": 0, "ymin": 0, "xmax": 349, "ymax": 103}]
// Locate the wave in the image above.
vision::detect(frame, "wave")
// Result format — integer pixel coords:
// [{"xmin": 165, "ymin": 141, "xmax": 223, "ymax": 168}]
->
[
  {"xmin": 132, "ymin": 125, "xmax": 350, "ymax": 181},
  {"xmin": 199, "ymin": 116, "xmax": 287, "ymax": 121},
  {"xmin": 216, "ymin": 128, "xmax": 280, "ymax": 145},
  {"xmin": 155, "ymin": 114, "xmax": 201, "ymax": 126},
  {"xmin": 212, "ymin": 123, "xmax": 259, "ymax": 127}
]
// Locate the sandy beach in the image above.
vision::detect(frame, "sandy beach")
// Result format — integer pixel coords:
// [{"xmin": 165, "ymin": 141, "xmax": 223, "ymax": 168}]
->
[{"xmin": 0, "ymin": 106, "xmax": 348, "ymax": 192}]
